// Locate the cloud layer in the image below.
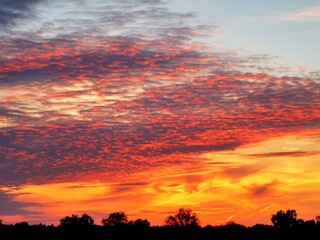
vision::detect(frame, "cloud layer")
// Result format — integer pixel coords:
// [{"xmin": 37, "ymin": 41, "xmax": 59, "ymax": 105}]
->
[{"xmin": 1, "ymin": 0, "xmax": 319, "ymax": 186}]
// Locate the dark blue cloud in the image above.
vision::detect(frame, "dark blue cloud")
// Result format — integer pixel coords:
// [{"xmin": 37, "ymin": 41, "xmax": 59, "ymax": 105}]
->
[{"xmin": 0, "ymin": 0, "xmax": 41, "ymax": 27}]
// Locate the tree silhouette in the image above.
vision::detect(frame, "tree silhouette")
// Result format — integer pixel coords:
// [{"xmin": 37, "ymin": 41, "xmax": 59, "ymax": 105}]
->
[
  {"xmin": 80, "ymin": 213, "xmax": 95, "ymax": 226},
  {"xmin": 60, "ymin": 213, "xmax": 94, "ymax": 226},
  {"xmin": 164, "ymin": 208, "xmax": 200, "ymax": 228},
  {"xmin": 14, "ymin": 221, "xmax": 29, "ymax": 228},
  {"xmin": 1, "ymin": 208, "xmax": 320, "ymax": 240},
  {"xmin": 271, "ymin": 209, "xmax": 298, "ymax": 228},
  {"xmin": 101, "ymin": 212, "xmax": 128, "ymax": 227},
  {"xmin": 129, "ymin": 218, "xmax": 150, "ymax": 228}
]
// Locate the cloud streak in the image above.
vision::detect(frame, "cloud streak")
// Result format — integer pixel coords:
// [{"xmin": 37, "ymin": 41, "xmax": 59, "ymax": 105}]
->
[
  {"xmin": 282, "ymin": 5, "xmax": 320, "ymax": 22},
  {"xmin": 0, "ymin": 189, "xmax": 41, "ymax": 216}
]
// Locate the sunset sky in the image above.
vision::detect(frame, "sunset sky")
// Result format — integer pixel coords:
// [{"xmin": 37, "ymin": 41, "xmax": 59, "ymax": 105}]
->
[{"xmin": 0, "ymin": 0, "xmax": 319, "ymax": 226}]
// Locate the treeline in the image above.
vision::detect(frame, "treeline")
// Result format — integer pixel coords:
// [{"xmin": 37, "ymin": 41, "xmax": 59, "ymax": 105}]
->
[{"xmin": 1, "ymin": 208, "xmax": 320, "ymax": 240}]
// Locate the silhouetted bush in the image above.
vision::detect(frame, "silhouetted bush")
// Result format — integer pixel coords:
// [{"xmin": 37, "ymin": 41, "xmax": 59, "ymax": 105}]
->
[
  {"xmin": 101, "ymin": 211, "xmax": 128, "ymax": 227},
  {"xmin": 164, "ymin": 208, "xmax": 200, "ymax": 228}
]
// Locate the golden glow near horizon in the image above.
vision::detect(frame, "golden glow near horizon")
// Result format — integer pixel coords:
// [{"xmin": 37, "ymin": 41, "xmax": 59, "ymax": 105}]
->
[{"xmin": 2, "ymin": 134, "xmax": 319, "ymax": 226}]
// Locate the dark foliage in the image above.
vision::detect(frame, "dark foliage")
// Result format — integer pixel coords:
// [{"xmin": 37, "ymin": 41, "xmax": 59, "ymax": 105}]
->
[
  {"xmin": 271, "ymin": 209, "xmax": 298, "ymax": 228},
  {"xmin": 101, "ymin": 211, "xmax": 128, "ymax": 227},
  {"xmin": 60, "ymin": 213, "xmax": 94, "ymax": 227},
  {"xmin": 0, "ymin": 209, "xmax": 319, "ymax": 240},
  {"xmin": 164, "ymin": 208, "xmax": 200, "ymax": 228}
]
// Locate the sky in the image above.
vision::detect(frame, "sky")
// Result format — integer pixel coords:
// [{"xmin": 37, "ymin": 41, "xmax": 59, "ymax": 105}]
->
[{"xmin": 0, "ymin": 0, "xmax": 319, "ymax": 227}]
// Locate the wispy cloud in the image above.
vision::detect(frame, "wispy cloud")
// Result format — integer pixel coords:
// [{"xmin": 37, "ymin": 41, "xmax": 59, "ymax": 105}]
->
[
  {"xmin": 0, "ymin": 189, "xmax": 41, "ymax": 216},
  {"xmin": 281, "ymin": 5, "xmax": 320, "ymax": 22},
  {"xmin": 244, "ymin": 151, "xmax": 320, "ymax": 158},
  {"xmin": 246, "ymin": 180, "xmax": 279, "ymax": 198}
]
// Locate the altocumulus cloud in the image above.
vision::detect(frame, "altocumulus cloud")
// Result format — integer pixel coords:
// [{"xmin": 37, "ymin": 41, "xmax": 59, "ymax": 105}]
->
[{"xmin": 0, "ymin": 0, "xmax": 319, "ymax": 187}]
